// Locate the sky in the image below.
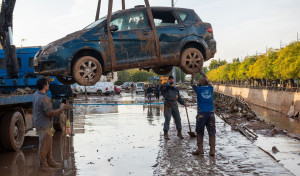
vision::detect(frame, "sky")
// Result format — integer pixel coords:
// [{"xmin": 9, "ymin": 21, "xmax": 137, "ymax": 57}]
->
[{"xmin": 9, "ymin": 0, "xmax": 300, "ymax": 66}]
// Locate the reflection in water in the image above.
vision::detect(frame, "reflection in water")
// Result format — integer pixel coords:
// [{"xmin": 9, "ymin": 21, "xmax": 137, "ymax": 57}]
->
[
  {"xmin": 144, "ymin": 104, "xmax": 163, "ymax": 125},
  {"xmin": 251, "ymin": 103, "xmax": 300, "ymax": 134},
  {"xmin": 74, "ymin": 105, "xmax": 119, "ymax": 116},
  {"xmin": 0, "ymin": 132, "xmax": 76, "ymax": 176}
]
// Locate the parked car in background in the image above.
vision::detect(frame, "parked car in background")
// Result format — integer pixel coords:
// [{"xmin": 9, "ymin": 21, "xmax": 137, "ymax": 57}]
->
[
  {"xmin": 34, "ymin": 6, "xmax": 216, "ymax": 86},
  {"xmin": 114, "ymin": 86, "xmax": 122, "ymax": 94},
  {"xmin": 83, "ymin": 82, "xmax": 113, "ymax": 95},
  {"xmin": 122, "ymin": 82, "xmax": 135, "ymax": 90},
  {"xmin": 71, "ymin": 83, "xmax": 84, "ymax": 94},
  {"xmin": 136, "ymin": 82, "xmax": 145, "ymax": 94}
]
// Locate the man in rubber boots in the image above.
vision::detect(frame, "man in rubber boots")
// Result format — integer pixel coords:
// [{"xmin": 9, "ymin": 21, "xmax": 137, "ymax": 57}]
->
[
  {"xmin": 192, "ymin": 75, "xmax": 216, "ymax": 156},
  {"xmin": 161, "ymin": 76, "xmax": 187, "ymax": 140},
  {"xmin": 33, "ymin": 78, "xmax": 69, "ymax": 170}
]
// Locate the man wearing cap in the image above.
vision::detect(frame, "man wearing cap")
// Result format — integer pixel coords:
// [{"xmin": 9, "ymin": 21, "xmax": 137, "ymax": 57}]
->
[{"xmin": 161, "ymin": 76, "xmax": 186, "ymax": 140}]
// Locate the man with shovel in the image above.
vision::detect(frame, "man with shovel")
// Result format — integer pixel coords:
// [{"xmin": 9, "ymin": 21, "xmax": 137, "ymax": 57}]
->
[
  {"xmin": 192, "ymin": 74, "xmax": 216, "ymax": 156},
  {"xmin": 161, "ymin": 76, "xmax": 187, "ymax": 140}
]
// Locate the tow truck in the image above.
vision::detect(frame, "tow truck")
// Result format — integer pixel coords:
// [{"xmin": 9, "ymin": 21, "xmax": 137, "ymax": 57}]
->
[{"xmin": 0, "ymin": 0, "xmax": 72, "ymax": 151}]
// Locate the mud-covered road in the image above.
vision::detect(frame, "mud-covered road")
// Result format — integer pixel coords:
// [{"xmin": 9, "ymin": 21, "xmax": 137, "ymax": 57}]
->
[{"xmin": 0, "ymin": 92, "xmax": 298, "ymax": 176}]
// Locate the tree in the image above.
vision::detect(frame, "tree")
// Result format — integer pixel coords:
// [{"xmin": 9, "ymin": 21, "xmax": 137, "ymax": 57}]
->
[
  {"xmin": 273, "ymin": 41, "xmax": 300, "ymax": 79},
  {"xmin": 195, "ymin": 66, "xmax": 208, "ymax": 81},
  {"xmin": 208, "ymin": 59, "xmax": 227, "ymax": 70},
  {"xmin": 167, "ymin": 67, "xmax": 186, "ymax": 82},
  {"xmin": 117, "ymin": 71, "xmax": 131, "ymax": 82},
  {"xmin": 228, "ymin": 62, "xmax": 240, "ymax": 81}
]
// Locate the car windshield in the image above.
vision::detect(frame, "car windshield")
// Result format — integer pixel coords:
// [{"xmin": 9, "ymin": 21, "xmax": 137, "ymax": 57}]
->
[
  {"xmin": 137, "ymin": 83, "xmax": 143, "ymax": 87},
  {"xmin": 84, "ymin": 17, "xmax": 106, "ymax": 29}
]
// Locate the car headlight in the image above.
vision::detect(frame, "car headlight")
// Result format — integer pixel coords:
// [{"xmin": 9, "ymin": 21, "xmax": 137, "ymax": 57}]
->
[{"xmin": 43, "ymin": 46, "xmax": 64, "ymax": 55}]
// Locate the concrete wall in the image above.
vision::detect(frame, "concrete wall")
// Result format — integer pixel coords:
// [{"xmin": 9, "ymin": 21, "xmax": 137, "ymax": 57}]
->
[{"xmin": 214, "ymin": 85, "xmax": 300, "ymax": 114}]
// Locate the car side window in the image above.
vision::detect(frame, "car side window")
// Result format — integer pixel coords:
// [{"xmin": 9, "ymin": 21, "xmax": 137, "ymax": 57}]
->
[
  {"xmin": 177, "ymin": 12, "xmax": 187, "ymax": 21},
  {"xmin": 110, "ymin": 11, "xmax": 146, "ymax": 31},
  {"xmin": 152, "ymin": 10, "xmax": 179, "ymax": 27}
]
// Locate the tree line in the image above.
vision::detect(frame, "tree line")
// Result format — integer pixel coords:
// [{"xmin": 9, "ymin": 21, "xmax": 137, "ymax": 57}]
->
[{"xmin": 206, "ymin": 41, "xmax": 300, "ymax": 89}]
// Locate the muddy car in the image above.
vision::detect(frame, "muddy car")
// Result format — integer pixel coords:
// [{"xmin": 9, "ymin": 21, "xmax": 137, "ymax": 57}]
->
[{"xmin": 34, "ymin": 6, "xmax": 216, "ymax": 86}]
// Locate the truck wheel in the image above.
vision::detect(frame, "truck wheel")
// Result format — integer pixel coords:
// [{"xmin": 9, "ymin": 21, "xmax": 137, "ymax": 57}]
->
[
  {"xmin": 0, "ymin": 111, "xmax": 25, "ymax": 151},
  {"xmin": 73, "ymin": 56, "xmax": 102, "ymax": 86},
  {"xmin": 53, "ymin": 113, "xmax": 66, "ymax": 131},
  {"xmin": 180, "ymin": 48, "xmax": 204, "ymax": 74},
  {"xmin": 56, "ymin": 76, "xmax": 76, "ymax": 85},
  {"xmin": 152, "ymin": 66, "xmax": 173, "ymax": 75},
  {"xmin": 97, "ymin": 90, "xmax": 102, "ymax": 96}
]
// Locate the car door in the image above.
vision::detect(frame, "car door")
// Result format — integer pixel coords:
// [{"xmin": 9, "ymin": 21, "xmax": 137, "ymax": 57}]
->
[
  {"xmin": 152, "ymin": 9, "xmax": 188, "ymax": 59},
  {"xmin": 109, "ymin": 9, "xmax": 157, "ymax": 66}
]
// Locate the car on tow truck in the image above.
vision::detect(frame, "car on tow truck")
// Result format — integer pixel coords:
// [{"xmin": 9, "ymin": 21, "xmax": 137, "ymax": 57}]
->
[{"xmin": 34, "ymin": 6, "xmax": 216, "ymax": 86}]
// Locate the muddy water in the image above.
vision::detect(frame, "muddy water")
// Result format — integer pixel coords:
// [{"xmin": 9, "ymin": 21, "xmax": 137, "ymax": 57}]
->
[
  {"xmin": 0, "ymin": 93, "xmax": 164, "ymax": 176},
  {"xmin": 72, "ymin": 104, "xmax": 163, "ymax": 176},
  {"xmin": 251, "ymin": 104, "xmax": 300, "ymax": 135},
  {"xmin": 248, "ymin": 104, "xmax": 300, "ymax": 175},
  {"xmin": 0, "ymin": 93, "xmax": 298, "ymax": 176}
]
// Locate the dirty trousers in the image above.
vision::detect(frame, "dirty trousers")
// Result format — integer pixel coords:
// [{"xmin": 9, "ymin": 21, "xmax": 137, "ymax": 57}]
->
[
  {"xmin": 37, "ymin": 128, "xmax": 54, "ymax": 166},
  {"xmin": 196, "ymin": 112, "xmax": 216, "ymax": 146},
  {"xmin": 163, "ymin": 101, "xmax": 182, "ymax": 131}
]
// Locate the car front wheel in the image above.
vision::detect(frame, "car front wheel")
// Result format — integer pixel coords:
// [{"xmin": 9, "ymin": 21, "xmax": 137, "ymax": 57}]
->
[
  {"xmin": 73, "ymin": 56, "xmax": 102, "ymax": 86},
  {"xmin": 180, "ymin": 48, "xmax": 204, "ymax": 74}
]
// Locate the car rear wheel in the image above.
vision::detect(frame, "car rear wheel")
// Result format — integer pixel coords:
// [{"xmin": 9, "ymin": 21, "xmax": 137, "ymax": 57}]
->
[
  {"xmin": 73, "ymin": 56, "xmax": 102, "ymax": 86},
  {"xmin": 56, "ymin": 76, "xmax": 76, "ymax": 85},
  {"xmin": 152, "ymin": 66, "xmax": 173, "ymax": 75},
  {"xmin": 180, "ymin": 48, "xmax": 204, "ymax": 74},
  {"xmin": 0, "ymin": 111, "xmax": 25, "ymax": 151},
  {"xmin": 97, "ymin": 90, "xmax": 102, "ymax": 96}
]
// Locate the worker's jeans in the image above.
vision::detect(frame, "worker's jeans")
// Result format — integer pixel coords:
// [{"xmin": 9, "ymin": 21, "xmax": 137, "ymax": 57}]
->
[
  {"xmin": 195, "ymin": 112, "xmax": 216, "ymax": 136},
  {"xmin": 147, "ymin": 93, "xmax": 152, "ymax": 102},
  {"xmin": 163, "ymin": 101, "xmax": 182, "ymax": 131},
  {"xmin": 37, "ymin": 128, "xmax": 53, "ymax": 166}
]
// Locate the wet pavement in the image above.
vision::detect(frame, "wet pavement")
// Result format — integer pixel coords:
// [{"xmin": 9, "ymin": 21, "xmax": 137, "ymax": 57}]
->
[
  {"xmin": 156, "ymin": 107, "xmax": 294, "ymax": 176},
  {"xmin": 0, "ymin": 92, "xmax": 299, "ymax": 175}
]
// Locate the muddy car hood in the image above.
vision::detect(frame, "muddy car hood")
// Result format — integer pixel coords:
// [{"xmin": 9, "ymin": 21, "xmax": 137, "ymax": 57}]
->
[{"xmin": 43, "ymin": 29, "xmax": 90, "ymax": 51}]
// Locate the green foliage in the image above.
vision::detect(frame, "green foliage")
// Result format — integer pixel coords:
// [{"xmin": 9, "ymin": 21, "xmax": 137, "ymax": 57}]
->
[
  {"xmin": 206, "ymin": 41, "xmax": 300, "ymax": 82},
  {"xmin": 167, "ymin": 67, "xmax": 186, "ymax": 82},
  {"xmin": 117, "ymin": 69, "xmax": 158, "ymax": 83},
  {"xmin": 195, "ymin": 66, "xmax": 209, "ymax": 80},
  {"xmin": 117, "ymin": 71, "xmax": 131, "ymax": 82},
  {"xmin": 208, "ymin": 59, "xmax": 227, "ymax": 70}
]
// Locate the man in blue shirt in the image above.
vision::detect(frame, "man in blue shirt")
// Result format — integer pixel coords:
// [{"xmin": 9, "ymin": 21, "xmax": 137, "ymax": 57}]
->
[
  {"xmin": 192, "ymin": 76, "xmax": 216, "ymax": 156},
  {"xmin": 161, "ymin": 76, "xmax": 187, "ymax": 140}
]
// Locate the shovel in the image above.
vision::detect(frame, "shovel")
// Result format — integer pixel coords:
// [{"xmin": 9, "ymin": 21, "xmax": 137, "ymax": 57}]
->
[{"xmin": 185, "ymin": 106, "xmax": 197, "ymax": 137}]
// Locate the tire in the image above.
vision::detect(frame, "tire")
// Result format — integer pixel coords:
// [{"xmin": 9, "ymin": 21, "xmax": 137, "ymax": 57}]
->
[
  {"xmin": 53, "ymin": 113, "xmax": 66, "ymax": 131},
  {"xmin": 97, "ymin": 90, "xmax": 102, "ymax": 96},
  {"xmin": 180, "ymin": 48, "xmax": 204, "ymax": 74},
  {"xmin": 72, "ymin": 56, "xmax": 102, "ymax": 86},
  {"xmin": 152, "ymin": 66, "xmax": 173, "ymax": 75},
  {"xmin": 56, "ymin": 76, "xmax": 76, "ymax": 85},
  {"xmin": 0, "ymin": 111, "xmax": 25, "ymax": 151}
]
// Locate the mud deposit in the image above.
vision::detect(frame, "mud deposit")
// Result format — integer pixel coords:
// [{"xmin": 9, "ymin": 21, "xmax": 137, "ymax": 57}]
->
[{"xmin": 155, "ymin": 107, "xmax": 293, "ymax": 176}]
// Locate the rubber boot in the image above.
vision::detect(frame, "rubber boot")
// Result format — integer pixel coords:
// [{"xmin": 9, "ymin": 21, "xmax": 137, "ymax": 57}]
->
[
  {"xmin": 164, "ymin": 131, "xmax": 170, "ymax": 140},
  {"xmin": 177, "ymin": 130, "xmax": 184, "ymax": 139},
  {"xmin": 209, "ymin": 136, "xmax": 216, "ymax": 157},
  {"xmin": 192, "ymin": 135, "xmax": 204, "ymax": 155},
  {"xmin": 39, "ymin": 133, "xmax": 55, "ymax": 171},
  {"xmin": 47, "ymin": 133, "xmax": 62, "ymax": 168}
]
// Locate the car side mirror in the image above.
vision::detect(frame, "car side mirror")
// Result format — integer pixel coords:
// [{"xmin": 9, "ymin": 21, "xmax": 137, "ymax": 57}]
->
[{"xmin": 109, "ymin": 25, "xmax": 118, "ymax": 32}]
